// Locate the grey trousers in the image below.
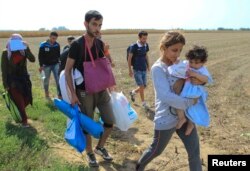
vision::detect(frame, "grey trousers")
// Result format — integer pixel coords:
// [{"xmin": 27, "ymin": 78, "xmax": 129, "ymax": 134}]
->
[{"xmin": 137, "ymin": 123, "xmax": 202, "ymax": 171}]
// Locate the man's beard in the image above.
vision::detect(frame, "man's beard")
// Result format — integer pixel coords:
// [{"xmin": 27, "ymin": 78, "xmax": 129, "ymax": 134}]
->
[{"xmin": 86, "ymin": 27, "xmax": 99, "ymax": 38}]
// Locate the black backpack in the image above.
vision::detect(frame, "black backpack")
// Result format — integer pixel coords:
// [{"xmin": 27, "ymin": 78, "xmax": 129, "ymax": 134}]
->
[
  {"xmin": 59, "ymin": 47, "xmax": 70, "ymax": 73},
  {"xmin": 126, "ymin": 43, "xmax": 138, "ymax": 66}
]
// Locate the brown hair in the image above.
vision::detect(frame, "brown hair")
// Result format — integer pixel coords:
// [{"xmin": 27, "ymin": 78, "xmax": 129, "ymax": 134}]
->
[
  {"xmin": 50, "ymin": 31, "xmax": 58, "ymax": 37},
  {"xmin": 138, "ymin": 30, "xmax": 148, "ymax": 38},
  {"xmin": 160, "ymin": 31, "xmax": 185, "ymax": 51},
  {"xmin": 85, "ymin": 10, "xmax": 103, "ymax": 22},
  {"xmin": 185, "ymin": 45, "xmax": 208, "ymax": 63}
]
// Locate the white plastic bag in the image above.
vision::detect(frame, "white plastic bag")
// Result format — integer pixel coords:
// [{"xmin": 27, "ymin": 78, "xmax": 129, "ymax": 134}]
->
[
  {"xmin": 111, "ymin": 92, "xmax": 138, "ymax": 131},
  {"xmin": 59, "ymin": 69, "xmax": 83, "ymax": 104},
  {"xmin": 59, "ymin": 70, "xmax": 74, "ymax": 104}
]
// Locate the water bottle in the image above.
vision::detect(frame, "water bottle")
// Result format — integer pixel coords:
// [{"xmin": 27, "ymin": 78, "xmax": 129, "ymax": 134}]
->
[{"xmin": 40, "ymin": 70, "xmax": 46, "ymax": 80}]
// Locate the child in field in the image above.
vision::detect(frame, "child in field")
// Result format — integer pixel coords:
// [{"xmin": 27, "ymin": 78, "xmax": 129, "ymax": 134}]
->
[{"xmin": 168, "ymin": 45, "xmax": 213, "ymax": 135}]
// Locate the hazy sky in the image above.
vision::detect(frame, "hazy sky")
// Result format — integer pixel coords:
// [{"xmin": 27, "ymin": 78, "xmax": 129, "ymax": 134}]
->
[{"xmin": 0, "ymin": 0, "xmax": 249, "ymax": 30}]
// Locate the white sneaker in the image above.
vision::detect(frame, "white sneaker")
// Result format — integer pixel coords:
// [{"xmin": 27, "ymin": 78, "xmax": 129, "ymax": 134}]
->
[
  {"xmin": 86, "ymin": 152, "xmax": 99, "ymax": 167},
  {"xmin": 129, "ymin": 91, "xmax": 136, "ymax": 102},
  {"xmin": 94, "ymin": 147, "xmax": 113, "ymax": 161}
]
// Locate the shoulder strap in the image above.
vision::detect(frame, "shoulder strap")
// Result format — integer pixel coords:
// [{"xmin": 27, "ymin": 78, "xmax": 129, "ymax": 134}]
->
[
  {"xmin": 84, "ymin": 36, "xmax": 96, "ymax": 67},
  {"xmin": 95, "ymin": 39, "xmax": 105, "ymax": 57},
  {"xmin": 83, "ymin": 37, "xmax": 105, "ymax": 67}
]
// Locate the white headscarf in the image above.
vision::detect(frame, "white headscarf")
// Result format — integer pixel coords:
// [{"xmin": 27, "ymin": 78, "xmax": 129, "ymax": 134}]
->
[{"xmin": 6, "ymin": 33, "xmax": 25, "ymax": 60}]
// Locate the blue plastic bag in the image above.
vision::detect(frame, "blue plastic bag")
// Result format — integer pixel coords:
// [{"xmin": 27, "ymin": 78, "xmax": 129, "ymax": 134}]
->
[
  {"xmin": 181, "ymin": 81, "xmax": 210, "ymax": 127},
  {"xmin": 54, "ymin": 99, "xmax": 104, "ymax": 139},
  {"xmin": 78, "ymin": 110, "xmax": 104, "ymax": 138},
  {"xmin": 64, "ymin": 115, "xmax": 86, "ymax": 153},
  {"xmin": 54, "ymin": 99, "xmax": 78, "ymax": 118}
]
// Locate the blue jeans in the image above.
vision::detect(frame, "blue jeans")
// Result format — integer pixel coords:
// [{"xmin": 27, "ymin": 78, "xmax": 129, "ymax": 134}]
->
[
  {"xmin": 134, "ymin": 70, "xmax": 147, "ymax": 87},
  {"xmin": 137, "ymin": 123, "xmax": 202, "ymax": 171},
  {"xmin": 43, "ymin": 63, "xmax": 60, "ymax": 95}
]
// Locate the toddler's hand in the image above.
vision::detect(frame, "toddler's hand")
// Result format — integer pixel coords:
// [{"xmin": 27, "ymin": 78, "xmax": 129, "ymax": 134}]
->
[{"xmin": 187, "ymin": 70, "xmax": 197, "ymax": 78}]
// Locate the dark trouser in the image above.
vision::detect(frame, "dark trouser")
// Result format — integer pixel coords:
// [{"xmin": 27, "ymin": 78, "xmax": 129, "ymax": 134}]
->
[
  {"xmin": 9, "ymin": 88, "xmax": 29, "ymax": 124},
  {"xmin": 137, "ymin": 123, "xmax": 202, "ymax": 171},
  {"xmin": 43, "ymin": 63, "xmax": 60, "ymax": 95},
  {"xmin": 76, "ymin": 89, "xmax": 114, "ymax": 126},
  {"xmin": 76, "ymin": 89, "xmax": 114, "ymax": 152}
]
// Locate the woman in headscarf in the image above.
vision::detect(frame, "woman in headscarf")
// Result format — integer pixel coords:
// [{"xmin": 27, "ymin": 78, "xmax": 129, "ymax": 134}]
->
[{"xmin": 1, "ymin": 34, "xmax": 35, "ymax": 127}]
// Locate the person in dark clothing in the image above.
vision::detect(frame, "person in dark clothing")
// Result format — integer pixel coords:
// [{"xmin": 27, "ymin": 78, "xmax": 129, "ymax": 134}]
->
[
  {"xmin": 1, "ymin": 34, "xmax": 35, "ymax": 127},
  {"xmin": 64, "ymin": 10, "xmax": 115, "ymax": 167},
  {"xmin": 38, "ymin": 31, "xmax": 61, "ymax": 99},
  {"xmin": 63, "ymin": 36, "xmax": 75, "ymax": 51},
  {"xmin": 59, "ymin": 36, "xmax": 75, "ymax": 73},
  {"xmin": 128, "ymin": 31, "xmax": 150, "ymax": 108},
  {"xmin": 57, "ymin": 36, "xmax": 76, "ymax": 97}
]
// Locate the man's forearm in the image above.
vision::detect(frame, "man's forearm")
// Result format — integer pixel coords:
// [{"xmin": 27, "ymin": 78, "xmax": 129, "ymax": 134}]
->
[
  {"xmin": 128, "ymin": 55, "xmax": 132, "ymax": 71},
  {"xmin": 65, "ymin": 70, "xmax": 76, "ymax": 96},
  {"xmin": 146, "ymin": 55, "xmax": 150, "ymax": 69}
]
